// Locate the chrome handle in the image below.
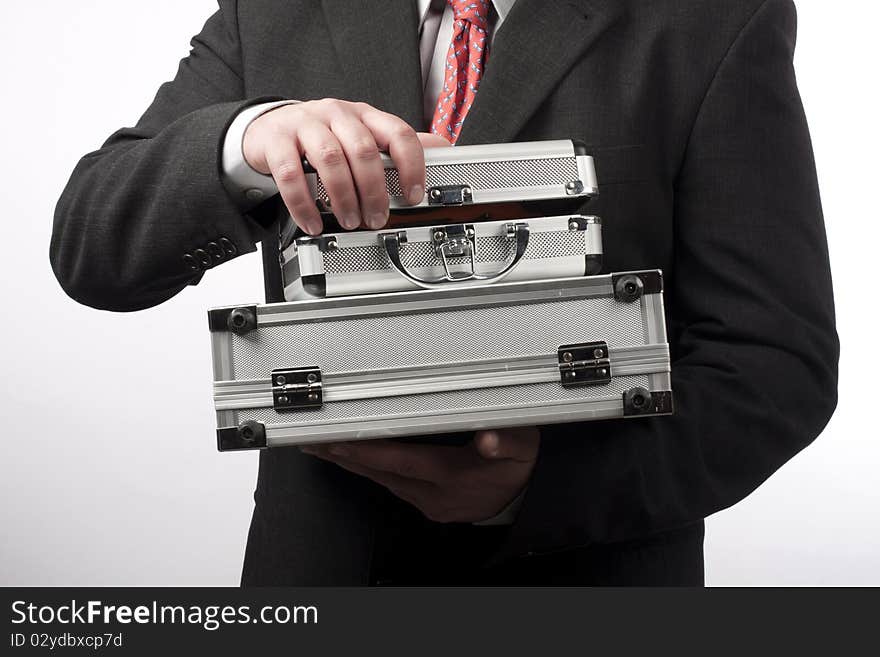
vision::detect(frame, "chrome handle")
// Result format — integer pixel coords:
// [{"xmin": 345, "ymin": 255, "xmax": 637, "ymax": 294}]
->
[{"xmin": 380, "ymin": 223, "xmax": 530, "ymax": 290}]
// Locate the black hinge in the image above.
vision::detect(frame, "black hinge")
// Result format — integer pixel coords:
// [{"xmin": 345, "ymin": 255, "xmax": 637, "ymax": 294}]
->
[
  {"xmin": 272, "ymin": 367, "xmax": 323, "ymax": 412},
  {"xmin": 558, "ymin": 342, "xmax": 612, "ymax": 387}
]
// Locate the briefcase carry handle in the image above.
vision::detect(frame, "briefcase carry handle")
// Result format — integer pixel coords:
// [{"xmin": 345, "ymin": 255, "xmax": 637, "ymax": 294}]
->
[{"xmin": 379, "ymin": 222, "xmax": 530, "ymax": 290}]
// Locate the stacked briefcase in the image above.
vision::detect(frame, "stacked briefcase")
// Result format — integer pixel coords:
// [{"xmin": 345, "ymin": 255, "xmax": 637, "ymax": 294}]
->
[{"xmin": 208, "ymin": 140, "xmax": 672, "ymax": 450}]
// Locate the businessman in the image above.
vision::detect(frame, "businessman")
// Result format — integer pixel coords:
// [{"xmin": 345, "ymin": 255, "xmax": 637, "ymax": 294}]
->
[{"xmin": 51, "ymin": 0, "xmax": 838, "ymax": 585}]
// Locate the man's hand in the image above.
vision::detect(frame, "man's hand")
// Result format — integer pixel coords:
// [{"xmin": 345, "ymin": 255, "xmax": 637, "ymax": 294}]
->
[
  {"xmin": 243, "ymin": 98, "xmax": 450, "ymax": 234},
  {"xmin": 301, "ymin": 427, "xmax": 540, "ymax": 523}
]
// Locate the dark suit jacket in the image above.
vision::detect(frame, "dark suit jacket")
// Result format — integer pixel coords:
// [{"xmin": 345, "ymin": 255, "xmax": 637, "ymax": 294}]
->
[{"xmin": 51, "ymin": 0, "xmax": 838, "ymax": 585}]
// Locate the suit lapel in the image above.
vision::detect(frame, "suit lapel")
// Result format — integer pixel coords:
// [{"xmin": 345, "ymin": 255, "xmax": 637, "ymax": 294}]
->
[
  {"xmin": 456, "ymin": 0, "xmax": 623, "ymax": 145},
  {"xmin": 320, "ymin": 0, "xmax": 424, "ymax": 128}
]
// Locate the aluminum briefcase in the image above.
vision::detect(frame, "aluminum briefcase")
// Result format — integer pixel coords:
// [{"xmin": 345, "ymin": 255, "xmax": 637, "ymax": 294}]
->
[
  {"xmin": 306, "ymin": 139, "xmax": 598, "ymax": 213},
  {"xmin": 208, "ymin": 271, "xmax": 673, "ymax": 451},
  {"xmin": 281, "ymin": 214, "xmax": 603, "ymax": 300}
]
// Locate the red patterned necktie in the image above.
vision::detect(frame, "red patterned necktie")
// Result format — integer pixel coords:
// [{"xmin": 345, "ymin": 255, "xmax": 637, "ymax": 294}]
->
[{"xmin": 430, "ymin": 0, "xmax": 491, "ymax": 143}]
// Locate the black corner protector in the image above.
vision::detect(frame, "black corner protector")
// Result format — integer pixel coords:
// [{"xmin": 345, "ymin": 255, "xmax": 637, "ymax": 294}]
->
[
  {"xmin": 584, "ymin": 255, "xmax": 603, "ymax": 276},
  {"xmin": 217, "ymin": 421, "xmax": 267, "ymax": 451},
  {"xmin": 612, "ymin": 270, "xmax": 662, "ymax": 301},
  {"xmin": 301, "ymin": 274, "xmax": 327, "ymax": 299},
  {"xmin": 571, "ymin": 139, "xmax": 588, "ymax": 156},
  {"xmin": 634, "ymin": 270, "xmax": 663, "ymax": 294},
  {"xmin": 208, "ymin": 305, "xmax": 258, "ymax": 333},
  {"xmin": 623, "ymin": 389, "xmax": 673, "ymax": 417}
]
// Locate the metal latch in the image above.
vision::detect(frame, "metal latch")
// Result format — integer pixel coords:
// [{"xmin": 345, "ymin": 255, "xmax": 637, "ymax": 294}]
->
[
  {"xmin": 432, "ymin": 224, "xmax": 476, "ymax": 259},
  {"xmin": 558, "ymin": 342, "xmax": 612, "ymax": 387},
  {"xmin": 427, "ymin": 184, "xmax": 473, "ymax": 206},
  {"xmin": 272, "ymin": 367, "xmax": 323, "ymax": 412}
]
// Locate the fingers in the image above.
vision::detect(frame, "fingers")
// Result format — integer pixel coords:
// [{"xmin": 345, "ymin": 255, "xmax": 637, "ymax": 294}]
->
[
  {"xmin": 302, "ymin": 436, "xmax": 538, "ymax": 525},
  {"xmin": 474, "ymin": 427, "xmax": 541, "ymax": 462},
  {"xmin": 263, "ymin": 137, "xmax": 323, "ymax": 235},
  {"xmin": 329, "ymin": 116, "xmax": 389, "ymax": 229},
  {"xmin": 244, "ymin": 100, "xmax": 432, "ymax": 234},
  {"xmin": 297, "ymin": 122, "xmax": 362, "ymax": 231},
  {"xmin": 359, "ymin": 105, "xmax": 426, "ymax": 205},
  {"xmin": 417, "ymin": 132, "xmax": 453, "ymax": 149},
  {"xmin": 474, "ymin": 430, "xmax": 501, "ymax": 459},
  {"xmin": 304, "ymin": 440, "xmax": 458, "ymax": 482},
  {"xmin": 313, "ymin": 455, "xmax": 433, "ymax": 508}
]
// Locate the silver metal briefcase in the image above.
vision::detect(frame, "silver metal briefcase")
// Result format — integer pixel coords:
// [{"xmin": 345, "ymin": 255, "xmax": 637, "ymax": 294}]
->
[
  {"xmin": 307, "ymin": 139, "xmax": 598, "ymax": 212},
  {"xmin": 208, "ymin": 271, "xmax": 673, "ymax": 451},
  {"xmin": 281, "ymin": 214, "xmax": 603, "ymax": 300}
]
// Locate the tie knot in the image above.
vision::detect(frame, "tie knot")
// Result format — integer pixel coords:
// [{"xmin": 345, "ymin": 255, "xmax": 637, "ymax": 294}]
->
[{"xmin": 449, "ymin": 0, "xmax": 490, "ymax": 30}]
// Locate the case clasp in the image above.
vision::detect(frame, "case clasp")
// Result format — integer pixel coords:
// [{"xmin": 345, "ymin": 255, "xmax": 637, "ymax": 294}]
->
[
  {"xmin": 558, "ymin": 342, "xmax": 612, "ymax": 387},
  {"xmin": 272, "ymin": 367, "xmax": 323, "ymax": 412},
  {"xmin": 427, "ymin": 184, "xmax": 473, "ymax": 206},
  {"xmin": 432, "ymin": 224, "xmax": 476, "ymax": 260}
]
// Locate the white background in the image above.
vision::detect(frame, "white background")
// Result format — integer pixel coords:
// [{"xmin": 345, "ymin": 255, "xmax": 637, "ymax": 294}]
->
[{"xmin": 0, "ymin": 0, "xmax": 876, "ymax": 586}]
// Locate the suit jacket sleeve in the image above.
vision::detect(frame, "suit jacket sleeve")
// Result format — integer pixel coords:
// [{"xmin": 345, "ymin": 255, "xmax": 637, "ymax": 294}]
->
[
  {"xmin": 499, "ymin": 0, "xmax": 839, "ymax": 558},
  {"xmin": 51, "ymin": 0, "xmax": 278, "ymax": 311}
]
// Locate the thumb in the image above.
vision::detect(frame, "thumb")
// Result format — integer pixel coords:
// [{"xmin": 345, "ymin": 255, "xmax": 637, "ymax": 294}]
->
[{"xmin": 474, "ymin": 427, "xmax": 540, "ymax": 462}]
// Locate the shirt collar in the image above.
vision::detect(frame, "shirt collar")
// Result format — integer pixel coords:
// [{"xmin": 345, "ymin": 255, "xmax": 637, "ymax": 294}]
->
[
  {"xmin": 417, "ymin": 0, "xmax": 434, "ymax": 21},
  {"xmin": 417, "ymin": 0, "xmax": 516, "ymax": 24},
  {"xmin": 491, "ymin": 0, "xmax": 515, "ymax": 21}
]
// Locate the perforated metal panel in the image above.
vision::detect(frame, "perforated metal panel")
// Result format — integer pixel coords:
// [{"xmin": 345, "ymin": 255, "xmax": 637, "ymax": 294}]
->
[
  {"xmin": 314, "ymin": 157, "xmax": 580, "ymax": 200},
  {"xmin": 321, "ymin": 230, "xmax": 586, "ymax": 274},
  {"xmin": 229, "ymin": 295, "xmax": 644, "ymax": 380},
  {"xmin": 234, "ymin": 375, "xmax": 648, "ymax": 427}
]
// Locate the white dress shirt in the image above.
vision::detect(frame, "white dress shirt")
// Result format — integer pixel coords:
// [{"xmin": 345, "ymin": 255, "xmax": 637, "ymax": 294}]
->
[{"xmin": 220, "ymin": 0, "xmax": 524, "ymax": 526}]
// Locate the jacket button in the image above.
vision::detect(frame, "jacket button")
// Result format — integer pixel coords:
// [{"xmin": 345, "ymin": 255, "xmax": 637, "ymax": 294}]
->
[
  {"xmin": 219, "ymin": 237, "xmax": 237, "ymax": 257},
  {"xmin": 206, "ymin": 242, "xmax": 224, "ymax": 262},
  {"xmin": 194, "ymin": 248, "xmax": 212, "ymax": 269},
  {"xmin": 182, "ymin": 254, "xmax": 199, "ymax": 271}
]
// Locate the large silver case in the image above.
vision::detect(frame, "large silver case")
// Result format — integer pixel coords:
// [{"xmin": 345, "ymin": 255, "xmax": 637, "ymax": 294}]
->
[
  {"xmin": 281, "ymin": 214, "xmax": 603, "ymax": 300},
  {"xmin": 208, "ymin": 271, "xmax": 672, "ymax": 451},
  {"xmin": 307, "ymin": 139, "xmax": 598, "ymax": 211}
]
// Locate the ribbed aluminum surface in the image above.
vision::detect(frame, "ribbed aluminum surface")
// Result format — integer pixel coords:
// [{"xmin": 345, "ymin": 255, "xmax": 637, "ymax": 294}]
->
[
  {"xmin": 229, "ymin": 295, "xmax": 644, "ymax": 380},
  {"xmin": 235, "ymin": 375, "xmax": 648, "ymax": 427}
]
